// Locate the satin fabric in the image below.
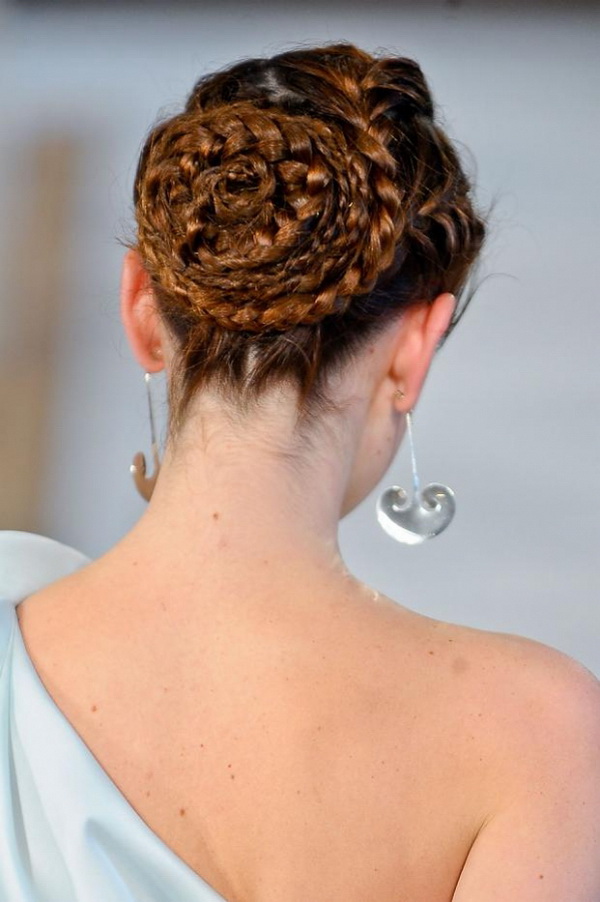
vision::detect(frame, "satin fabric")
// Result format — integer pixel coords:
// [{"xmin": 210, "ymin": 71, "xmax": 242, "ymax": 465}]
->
[{"xmin": 0, "ymin": 530, "xmax": 226, "ymax": 902}]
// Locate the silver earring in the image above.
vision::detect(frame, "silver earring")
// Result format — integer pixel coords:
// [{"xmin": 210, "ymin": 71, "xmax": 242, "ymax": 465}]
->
[
  {"xmin": 376, "ymin": 410, "xmax": 455, "ymax": 545},
  {"xmin": 130, "ymin": 371, "xmax": 161, "ymax": 502}
]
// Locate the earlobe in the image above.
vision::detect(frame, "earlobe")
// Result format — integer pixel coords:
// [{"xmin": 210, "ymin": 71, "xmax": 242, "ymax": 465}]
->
[{"xmin": 120, "ymin": 250, "xmax": 164, "ymax": 373}]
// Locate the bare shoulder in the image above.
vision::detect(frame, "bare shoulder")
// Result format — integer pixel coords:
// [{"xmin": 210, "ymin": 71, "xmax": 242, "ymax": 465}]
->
[
  {"xmin": 423, "ymin": 612, "xmax": 600, "ymax": 748},
  {"xmin": 373, "ymin": 596, "xmax": 599, "ymax": 714},
  {"xmin": 452, "ymin": 618, "xmax": 600, "ymax": 733},
  {"xmin": 407, "ymin": 604, "xmax": 599, "ymax": 697},
  {"xmin": 411, "ymin": 615, "xmax": 600, "ymax": 899},
  {"xmin": 369, "ymin": 597, "xmax": 599, "ymax": 769}
]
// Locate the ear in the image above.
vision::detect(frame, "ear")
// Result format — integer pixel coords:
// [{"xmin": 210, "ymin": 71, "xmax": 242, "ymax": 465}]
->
[
  {"xmin": 120, "ymin": 249, "xmax": 165, "ymax": 373},
  {"xmin": 389, "ymin": 292, "xmax": 456, "ymax": 410}
]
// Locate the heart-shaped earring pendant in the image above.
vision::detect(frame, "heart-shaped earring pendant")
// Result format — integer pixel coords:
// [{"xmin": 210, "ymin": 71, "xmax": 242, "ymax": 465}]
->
[{"xmin": 376, "ymin": 411, "xmax": 455, "ymax": 545}]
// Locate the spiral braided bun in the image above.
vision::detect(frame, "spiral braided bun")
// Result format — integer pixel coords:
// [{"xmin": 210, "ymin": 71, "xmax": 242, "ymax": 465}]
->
[
  {"xmin": 128, "ymin": 43, "xmax": 485, "ymax": 426},
  {"xmin": 135, "ymin": 100, "xmax": 402, "ymax": 331},
  {"xmin": 133, "ymin": 44, "xmax": 481, "ymax": 335}
]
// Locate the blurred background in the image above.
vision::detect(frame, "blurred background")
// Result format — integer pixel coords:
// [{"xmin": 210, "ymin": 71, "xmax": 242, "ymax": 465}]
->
[{"xmin": 1, "ymin": 0, "xmax": 599, "ymax": 673}]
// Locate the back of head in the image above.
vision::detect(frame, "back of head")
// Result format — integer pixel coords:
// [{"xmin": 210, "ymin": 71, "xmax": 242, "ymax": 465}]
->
[{"xmin": 127, "ymin": 42, "xmax": 485, "ymax": 437}]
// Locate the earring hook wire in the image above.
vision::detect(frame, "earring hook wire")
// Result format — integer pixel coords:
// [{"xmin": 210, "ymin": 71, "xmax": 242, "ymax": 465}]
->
[{"xmin": 405, "ymin": 410, "xmax": 421, "ymax": 498}]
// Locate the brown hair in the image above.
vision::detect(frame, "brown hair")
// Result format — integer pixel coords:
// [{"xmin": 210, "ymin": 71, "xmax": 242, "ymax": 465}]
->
[{"xmin": 125, "ymin": 42, "xmax": 486, "ymax": 437}]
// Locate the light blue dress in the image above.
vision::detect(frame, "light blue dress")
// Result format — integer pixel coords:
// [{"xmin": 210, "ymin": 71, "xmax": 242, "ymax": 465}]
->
[{"xmin": 0, "ymin": 530, "xmax": 227, "ymax": 902}]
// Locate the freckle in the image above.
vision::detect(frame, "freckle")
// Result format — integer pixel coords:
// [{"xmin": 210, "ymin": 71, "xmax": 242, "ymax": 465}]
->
[
  {"xmin": 212, "ymin": 511, "xmax": 219, "ymax": 520},
  {"xmin": 428, "ymin": 650, "xmax": 435, "ymax": 655},
  {"xmin": 200, "ymin": 743, "xmax": 204, "ymax": 748},
  {"xmin": 230, "ymin": 773, "xmax": 235, "ymax": 780},
  {"xmin": 163, "ymin": 686, "xmax": 170, "ymax": 692},
  {"xmin": 179, "ymin": 808, "xmax": 186, "ymax": 816},
  {"xmin": 160, "ymin": 601, "xmax": 167, "ymax": 611},
  {"xmin": 538, "ymin": 874, "xmax": 544, "ymax": 880},
  {"xmin": 145, "ymin": 790, "xmax": 151, "ymax": 797},
  {"xmin": 227, "ymin": 763, "xmax": 232, "ymax": 768},
  {"xmin": 91, "ymin": 704, "xmax": 98, "ymax": 712}
]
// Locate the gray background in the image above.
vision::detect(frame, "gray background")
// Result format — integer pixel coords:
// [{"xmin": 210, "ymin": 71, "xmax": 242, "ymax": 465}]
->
[{"xmin": 1, "ymin": 0, "xmax": 599, "ymax": 673}]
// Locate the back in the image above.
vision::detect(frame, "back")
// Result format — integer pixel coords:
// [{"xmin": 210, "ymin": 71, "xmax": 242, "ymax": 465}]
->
[{"xmin": 10, "ymin": 531, "xmax": 600, "ymax": 901}]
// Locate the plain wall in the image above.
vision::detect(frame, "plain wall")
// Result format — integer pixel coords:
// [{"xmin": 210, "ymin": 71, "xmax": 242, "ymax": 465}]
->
[{"xmin": 2, "ymin": 1, "xmax": 599, "ymax": 673}]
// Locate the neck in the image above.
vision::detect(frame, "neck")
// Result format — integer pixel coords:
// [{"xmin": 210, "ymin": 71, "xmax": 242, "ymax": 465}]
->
[{"xmin": 101, "ymin": 416, "xmax": 367, "ymax": 612}]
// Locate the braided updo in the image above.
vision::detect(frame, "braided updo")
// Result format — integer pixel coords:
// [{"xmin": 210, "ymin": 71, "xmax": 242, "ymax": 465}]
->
[{"xmin": 126, "ymin": 43, "xmax": 485, "ymax": 434}]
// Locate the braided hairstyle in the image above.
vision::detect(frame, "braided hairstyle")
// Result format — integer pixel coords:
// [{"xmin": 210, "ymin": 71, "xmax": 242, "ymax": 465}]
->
[{"xmin": 127, "ymin": 43, "xmax": 486, "ymax": 435}]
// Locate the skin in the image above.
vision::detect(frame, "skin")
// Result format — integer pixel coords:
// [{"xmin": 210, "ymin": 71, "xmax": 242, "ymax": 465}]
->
[{"xmin": 15, "ymin": 250, "xmax": 600, "ymax": 902}]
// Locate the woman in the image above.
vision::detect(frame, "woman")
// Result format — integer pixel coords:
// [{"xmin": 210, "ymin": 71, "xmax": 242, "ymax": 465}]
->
[{"xmin": 1, "ymin": 42, "xmax": 598, "ymax": 902}]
